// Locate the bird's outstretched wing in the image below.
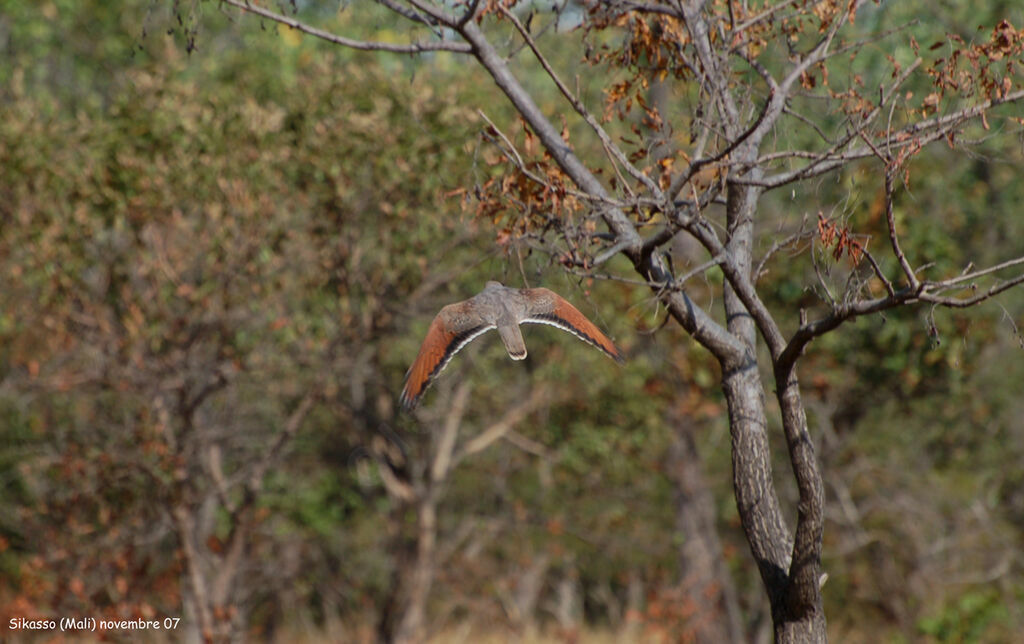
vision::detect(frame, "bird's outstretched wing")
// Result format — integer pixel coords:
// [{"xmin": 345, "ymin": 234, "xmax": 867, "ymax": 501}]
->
[
  {"xmin": 520, "ymin": 288, "xmax": 623, "ymax": 363},
  {"xmin": 400, "ymin": 302, "xmax": 494, "ymax": 410}
]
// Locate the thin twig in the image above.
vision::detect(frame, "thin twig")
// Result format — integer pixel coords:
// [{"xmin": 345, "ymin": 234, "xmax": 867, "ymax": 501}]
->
[
  {"xmin": 884, "ymin": 171, "xmax": 918, "ymax": 290},
  {"xmin": 476, "ymin": 108, "xmax": 627, "ymax": 211},
  {"xmin": 755, "ymin": 88, "xmax": 1024, "ymax": 189},
  {"xmin": 221, "ymin": 0, "xmax": 471, "ymax": 53},
  {"xmin": 496, "ymin": 4, "xmax": 663, "ymax": 199},
  {"xmin": 674, "ymin": 254, "xmax": 726, "ymax": 288},
  {"xmin": 930, "ymin": 256, "xmax": 1024, "ymax": 289},
  {"xmin": 452, "ymin": 387, "xmax": 559, "ymax": 465},
  {"xmin": 919, "ymin": 273, "xmax": 1024, "ymax": 308},
  {"xmin": 754, "ymin": 220, "xmax": 815, "ymax": 282},
  {"xmin": 376, "ymin": 0, "xmax": 443, "ymax": 32},
  {"xmin": 666, "ymin": 87, "xmax": 776, "ymax": 202},
  {"xmin": 861, "ymin": 246, "xmax": 896, "ymax": 297}
]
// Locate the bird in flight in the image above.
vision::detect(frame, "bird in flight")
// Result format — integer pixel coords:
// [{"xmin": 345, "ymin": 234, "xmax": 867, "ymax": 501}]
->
[{"xmin": 400, "ymin": 281, "xmax": 622, "ymax": 409}]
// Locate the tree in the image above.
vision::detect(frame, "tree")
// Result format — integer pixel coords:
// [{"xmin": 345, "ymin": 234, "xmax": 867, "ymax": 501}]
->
[
  {"xmin": 0, "ymin": 40, "xmax": 502, "ymax": 642},
  {"xmin": 168, "ymin": 0, "xmax": 1024, "ymax": 641}
]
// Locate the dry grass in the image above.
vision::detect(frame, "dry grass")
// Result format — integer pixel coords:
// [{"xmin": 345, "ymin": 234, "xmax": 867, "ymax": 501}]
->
[{"xmin": 270, "ymin": 622, "xmax": 651, "ymax": 644}]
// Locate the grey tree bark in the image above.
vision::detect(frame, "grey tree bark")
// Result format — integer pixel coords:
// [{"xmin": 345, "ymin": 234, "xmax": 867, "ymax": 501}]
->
[{"xmin": 206, "ymin": 2, "xmax": 1024, "ymax": 641}]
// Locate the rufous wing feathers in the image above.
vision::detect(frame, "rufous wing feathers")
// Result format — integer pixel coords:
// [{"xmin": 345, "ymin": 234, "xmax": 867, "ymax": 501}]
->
[
  {"xmin": 401, "ymin": 285, "xmax": 622, "ymax": 410},
  {"xmin": 523, "ymin": 288, "xmax": 623, "ymax": 363},
  {"xmin": 400, "ymin": 310, "xmax": 493, "ymax": 410}
]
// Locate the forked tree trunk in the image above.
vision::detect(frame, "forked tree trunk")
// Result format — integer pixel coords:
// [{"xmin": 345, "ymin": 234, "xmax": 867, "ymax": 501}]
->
[
  {"xmin": 721, "ymin": 363, "xmax": 827, "ymax": 641},
  {"xmin": 721, "ymin": 169, "xmax": 826, "ymax": 642}
]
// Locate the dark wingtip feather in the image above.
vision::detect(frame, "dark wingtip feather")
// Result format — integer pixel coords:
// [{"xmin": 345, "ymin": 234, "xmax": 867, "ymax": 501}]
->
[{"xmin": 399, "ymin": 390, "xmax": 418, "ymax": 411}]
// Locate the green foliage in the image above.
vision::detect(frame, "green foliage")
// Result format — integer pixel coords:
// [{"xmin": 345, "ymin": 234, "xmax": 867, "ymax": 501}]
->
[
  {"xmin": 0, "ymin": 4, "xmax": 499, "ymax": 622},
  {"xmin": 2, "ymin": 0, "xmax": 1024, "ymax": 641},
  {"xmin": 918, "ymin": 590, "xmax": 1012, "ymax": 643}
]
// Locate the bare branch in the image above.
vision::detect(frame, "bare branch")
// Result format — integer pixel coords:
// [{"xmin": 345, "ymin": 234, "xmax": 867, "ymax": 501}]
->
[
  {"xmin": 666, "ymin": 88, "xmax": 776, "ymax": 203},
  {"xmin": 743, "ymin": 56, "xmax": 921, "ymax": 181},
  {"xmin": 811, "ymin": 241, "xmax": 838, "ymax": 308},
  {"xmin": 935, "ymin": 256, "xmax": 1024, "ymax": 289},
  {"xmin": 458, "ymin": 18, "xmax": 747, "ymax": 362},
  {"xmin": 883, "ymin": 171, "xmax": 919, "ymax": 290},
  {"xmin": 205, "ymin": 444, "xmax": 234, "ymax": 514},
  {"xmin": 779, "ymin": 254, "xmax": 1024, "ymax": 373},
  {"xmin": 680, "ymin": 2, "xmax": 741, "ymax": 134},
  {"xmin": 172, "ymin": 505, "xmax": 215, "ymax": 640},
  {"xmin": 431, "ymin": 381, "xmax": 472, "ymax": 483},
  {"xmin": 452, "ymin": 387, "xmax": 558, "ymax": 465},
  {"xmin": 740, "ymin": 0, "xmax": 862, "ymax": 152},
  {"xmin": 779, "ymin": 287, "xmax": 916, "ymax": 374},
  {"xmin": 592, "ymin": 239, "xmax": 634, "ymax": 267},
  {"xmin": 477, "ymin": 109, "xmax": 624, "ymax": 208},
  {"xmin": 920, "ymin": 273, "xmax": 1024, "ymax": 308},
  {"xmin": 455, "ymin": 0, "xmax": 483, "ymax": 28},
  {"xmin": 681, "ymin": 212, "xmax": 790, "ymax": 357},
  {"xmin": 861, "ymin": 246, "xmax": 896, "ymax": 298},
  {"xmin": 755, "ymin": 88, "xmax": 1024, "ymax": 189},
  {"xmin": 247, "ymin": 391, "xmax": 317, "ymax": 494},
  {"xmin": 753, "ymin": 218, "xmax": 815, "ymax": 282},
  {"xmin": 674, "ymin": 253, "xmax": 727, "ymax": 287},
  {"xmin": 496, "ymin": 4, "xmax": 662, "ymax": 198},
  {"xmin": 781, "ymin": 104, "xmax": 836, "ymax": 147},
  {"xmin": 609, "ymin": 1, "xmax": 685, "ymax": 19},
  {"xmin": 565, "ymin": 268, "xmax": 671, "ymax": 288},
  {"xmin": 900, "ymin": 88, "xmax": 1024, "ymax": 137},
  {"xmin": 503, "ymin": 430, "xmax": 551, "ymax": 458},
  {"xmin": 404, "ymin": 0, "xmax": 459, "ymax": 25},
  {"xmin": 220, "ymin": 0, "xmax": 471, "ymax": 54},
  {"xmin": 733, "ymin": 0, "xmax": 804, "ymax": 34},
  {"xmin": 775, "ymin": 159, "xmax": 1024, "ymax": 371},
  {"xmin": 375, "ymin": 0, "xmax": 443, "ymax": 30}
]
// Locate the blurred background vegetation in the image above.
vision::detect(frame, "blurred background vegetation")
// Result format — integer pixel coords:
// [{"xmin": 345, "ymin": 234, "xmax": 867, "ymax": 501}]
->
[{"xmin": 1, "ymin": 1, "xmax": 1023, "ymax": 642}]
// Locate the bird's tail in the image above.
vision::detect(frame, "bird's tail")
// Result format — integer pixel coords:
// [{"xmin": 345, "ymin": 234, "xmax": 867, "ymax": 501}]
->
[{"xmin": 497, "ymin": 322, "xmax": 527, "ymax": 360}]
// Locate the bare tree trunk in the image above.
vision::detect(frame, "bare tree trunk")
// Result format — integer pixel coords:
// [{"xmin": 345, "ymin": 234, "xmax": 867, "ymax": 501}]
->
[
  {"xmin": 391, "ymin": 494, "xmax": 439, "ymax": 644},
  {"xmin": 378, "ymin": 480, "xmax": 443, "ymax": 644},
  {"xmin": 548, "ymin": 560, "xmax": 581, "ymax": 641},
  {"xmin": 773, "ymin": 373, "xmax": 827, "ymax": 642},
  {"xmin": 379, "ymin": 501, "xmax": 415, "ymax": 644},
  {"xmin": 722, "ymin": 156, "xmax": 826, "ymax": 641},
  {"xmin": 619, "ymin": 570, "xmax": 645, "ymax": 640},
  {"xmin": 508, "ymin": 553, "xmax": 551, "ymax": 632},
  {"xmin": 176, "ymin": 513, "xmax": 213, "ymax": 644},
  {"xmin": 378, "ymin": 384, "xmax": 551, "ymax": 642},
  {"xmin": 666, "ymin": 421, "xmax": 746, "ymax": 643},
  {"xmin": 174, "ymin": 502, "xmax": 242, "ymax": 644}
]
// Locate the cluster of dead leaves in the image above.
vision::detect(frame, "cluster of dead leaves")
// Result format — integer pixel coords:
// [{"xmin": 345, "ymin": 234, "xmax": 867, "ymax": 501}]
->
[
  {"xmin": 922, "ymin": 20, "xmax": 1024, "ymax": 115},
  {"xmin": 474, "ymin": 120, "xmax": 590, "ymax": 255},
  {"xmin": 818, "ymin": 212, "xmax": 868, "ymax": 266}
]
